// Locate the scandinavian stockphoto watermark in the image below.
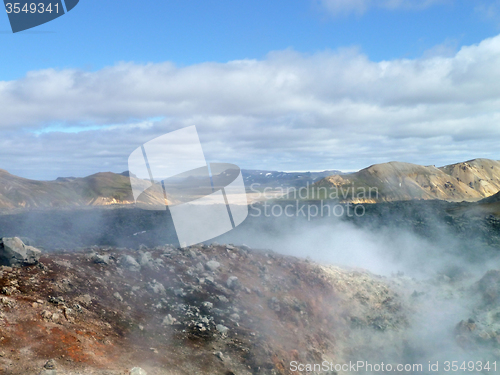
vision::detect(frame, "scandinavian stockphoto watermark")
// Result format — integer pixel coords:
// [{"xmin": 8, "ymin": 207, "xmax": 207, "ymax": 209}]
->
[
  {"xmin": 248, "ymin": 182, "xmax": 378, "ymax": 220},
  {"xmin": 127, "ymin": 126, "xmax": 248, "ymax": 248},
  {"xmin": 3, "ymin": 0, "xmax": 79, "ymax": 33}
]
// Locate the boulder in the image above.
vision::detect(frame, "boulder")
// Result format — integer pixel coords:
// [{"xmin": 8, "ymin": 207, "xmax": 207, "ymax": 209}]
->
[
  {"xmin": 162, "ymin": 314, "xmax": 176, "ymax": 326},
  {"xmin": 138, "ymin": 251, "xmax": 153, "ymax": 267},
  {"xmin": 216, "ymin": 324, "xmax": 229, "ymax": 334},
  {"xmin": 0, "ymin": 237, "xmax": 41, "ymax": 267},
  {"xmin": 227, "ymin": 276, "xmax": 242, "ymax": 290},
  {"xmin": 148, "ymin": 280, "xmax": 166, "ymax": 294},
  {"xmin": 121, "ymin": 255, "xmax": 141, "ymax": 272},
  {"xmin": 91, "ymin": 253, "xmax": 110, "ymax": 265},
  {"xmin": 205, "ymin": 260, "xmax": 221, "ymax": 272}
]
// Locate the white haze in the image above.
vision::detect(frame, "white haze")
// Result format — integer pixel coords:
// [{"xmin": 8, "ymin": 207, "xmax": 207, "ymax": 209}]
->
[
  {"xmin": 216, "ymin": 211, "xmax": 500, "ymax": 372},
  {"xmin": 218, "ymin": 215, "xmax": 500, "ymax": 279}
]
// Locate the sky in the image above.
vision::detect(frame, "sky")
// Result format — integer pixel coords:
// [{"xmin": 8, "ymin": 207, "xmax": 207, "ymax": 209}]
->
[{"xmin": 1, "ymin": 0, "xmax": 500, "ymax": 179}]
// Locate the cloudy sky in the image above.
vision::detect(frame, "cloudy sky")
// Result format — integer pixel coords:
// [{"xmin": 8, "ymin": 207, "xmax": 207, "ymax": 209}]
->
[{"xmin": 1, "ymin": 0, "xmax": 500, "ymax": 180}]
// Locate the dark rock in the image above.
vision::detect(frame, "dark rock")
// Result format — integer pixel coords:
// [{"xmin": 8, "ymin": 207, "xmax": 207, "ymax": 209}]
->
[
  {"xmin": 91, "ymin": 253, "xmax": 110, "ymax": 265},
  {"xmin": 43, "ymin": 359, "xmax": 56, "ymax": 369},
  {"xmin": 456, "ymin": 318, "xmax": 476, "ymax": 333}
]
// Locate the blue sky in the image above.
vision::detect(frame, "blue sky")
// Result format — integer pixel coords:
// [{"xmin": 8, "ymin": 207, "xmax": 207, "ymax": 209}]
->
[
  {"xmin": 1, "ymin": 0, "xmax": 499, "ymax": 79},
  {"xmin": 1, "ymin": 0, "xmax": 500, "ymax": 179}
]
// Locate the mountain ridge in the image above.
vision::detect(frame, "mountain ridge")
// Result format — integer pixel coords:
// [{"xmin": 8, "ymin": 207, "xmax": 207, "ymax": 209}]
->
[
  {"xmin": 0, "ymin": 170, "xmax": 167, "ymax": 211},
  {"xmin": 1, "ymin": 159, "xmax": 500, "ymax": 211},
  {"xmin": 314, "ymin": 158, "xmax": 500, "ymax": 203}
]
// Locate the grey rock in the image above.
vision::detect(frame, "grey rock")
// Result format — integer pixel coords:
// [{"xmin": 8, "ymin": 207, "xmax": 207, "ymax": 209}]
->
[
  {"xmin": 121, "ymin": 255, "xmax": 141, "ymax": 272},
  {"xmin": 148, "ymin": 280, "xmax": 166, "ymax": 294},
  {"xmin": 215, "ymin": 351, "xmax": 225, "ymax": 361},
  {"xmin": 195, "ymin": 262, "xmax": 205, "ymax": 272},
  {"xmin": 48, "ymin": 296, "xmax": 65, "ymax": 305},
  {"xmin": 216, "ymin": 324, "xmax": 229, "ymax": 334},
  {"xmin": 0, "ymin": 237, "xmax": 41, "ymax": 267},
  {"xmin": 154, "ymin": 258, "xmax": 164, "ymax": 267},
  {"xmin": 113, "ymin": 292, "xmax": 123, "ymax": 302},
  {"xmin": 202, "ymin": 301, "xmax": 213, "ymax": 310},
  {"xmin": 206, "ymin": 260, "xmax": 221, "ymax": 271},
  {"xmin": 227, "ymin": 276, "xmax": 242, "ymax": 290},
  {"xmin": 218, "ymin": 295, "xmax": 229, "ymax": 303},
  {"xmin": 91, "ymin": 253, "xmax": 110, "ymax": 265},
  {"xmin": 269, "ymin": 297, "xmax": 281, "ymax": 312},
  {"xmin": 214, "ymin": 284, "xmax": 232, "ymax": 295},
  {"xmin": 162, "ymin": 314, "xmax": 176, "ymax": 326},
  {"xmin": 138, "ymin": 252, "xmax": 153, "ymax": 267}
]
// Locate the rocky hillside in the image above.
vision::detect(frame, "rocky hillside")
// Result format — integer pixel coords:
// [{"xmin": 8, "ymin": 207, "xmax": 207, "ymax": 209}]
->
[
  {"xmin": 314, "ymin": 159, "xmax": 500, "ymax": 203},
  {"xmin": 439, "ymin": 159, "xmax": 500, "ymax": 197},
  {"xmin": 2, "ymin": 240, "xmax": 500, "ymax": 374},
  {"xmin": 0, "ymin": 170, "xmax": 167, "ymax": 211},
  {"xmin": 0, "ymin": 241, "xmax": 411, "ymax": 375},
  {"xmin": 480, "ymin": 190, "xmax": 500, "ymax": 204}
]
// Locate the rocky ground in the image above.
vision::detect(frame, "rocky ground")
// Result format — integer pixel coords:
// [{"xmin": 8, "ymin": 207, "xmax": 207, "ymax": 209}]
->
[
  {"xmin": 0, "ymin": 241, "xmax": 413, "ymax": 375},
  {"xmin": 2, "ymin": 239, "xmax": 500, "ymax": 374}
]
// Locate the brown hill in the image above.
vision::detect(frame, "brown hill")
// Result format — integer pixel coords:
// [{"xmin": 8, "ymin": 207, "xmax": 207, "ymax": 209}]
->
[
  {"xmin": 439, "ymin": 158, "xmax": 500, "ymax": 197},
  {"xmin": 314, "ymin": 159, "xmax": 500, "ymax": 203},
  {"xmin": 0, "ymin": 170, "xmax": 167, "ymax": 211}
]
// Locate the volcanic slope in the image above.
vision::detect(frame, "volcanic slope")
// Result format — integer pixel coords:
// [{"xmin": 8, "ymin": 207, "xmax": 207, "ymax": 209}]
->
[{"xmin": 315, "ymin": 159, "xmax": 500, "ymax": 203}]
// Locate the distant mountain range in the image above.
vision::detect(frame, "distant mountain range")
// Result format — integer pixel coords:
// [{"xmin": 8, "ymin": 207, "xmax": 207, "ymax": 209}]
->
[
  {"xmin": 314, "ymin": 158, "xmax": 500, "ymax": 203},
  {"xmin": 0, "ymin": 159, "xmax": 499, "ymax": 211},
  {"xmin": 241, "ymin": 169, "xmax": 342, "ymax": 189}
]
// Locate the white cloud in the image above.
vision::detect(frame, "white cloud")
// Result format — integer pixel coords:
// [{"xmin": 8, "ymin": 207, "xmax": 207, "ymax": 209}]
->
[{"xmin": 1, "ymin": 35, "xmax": 500, "ymax": 179}]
